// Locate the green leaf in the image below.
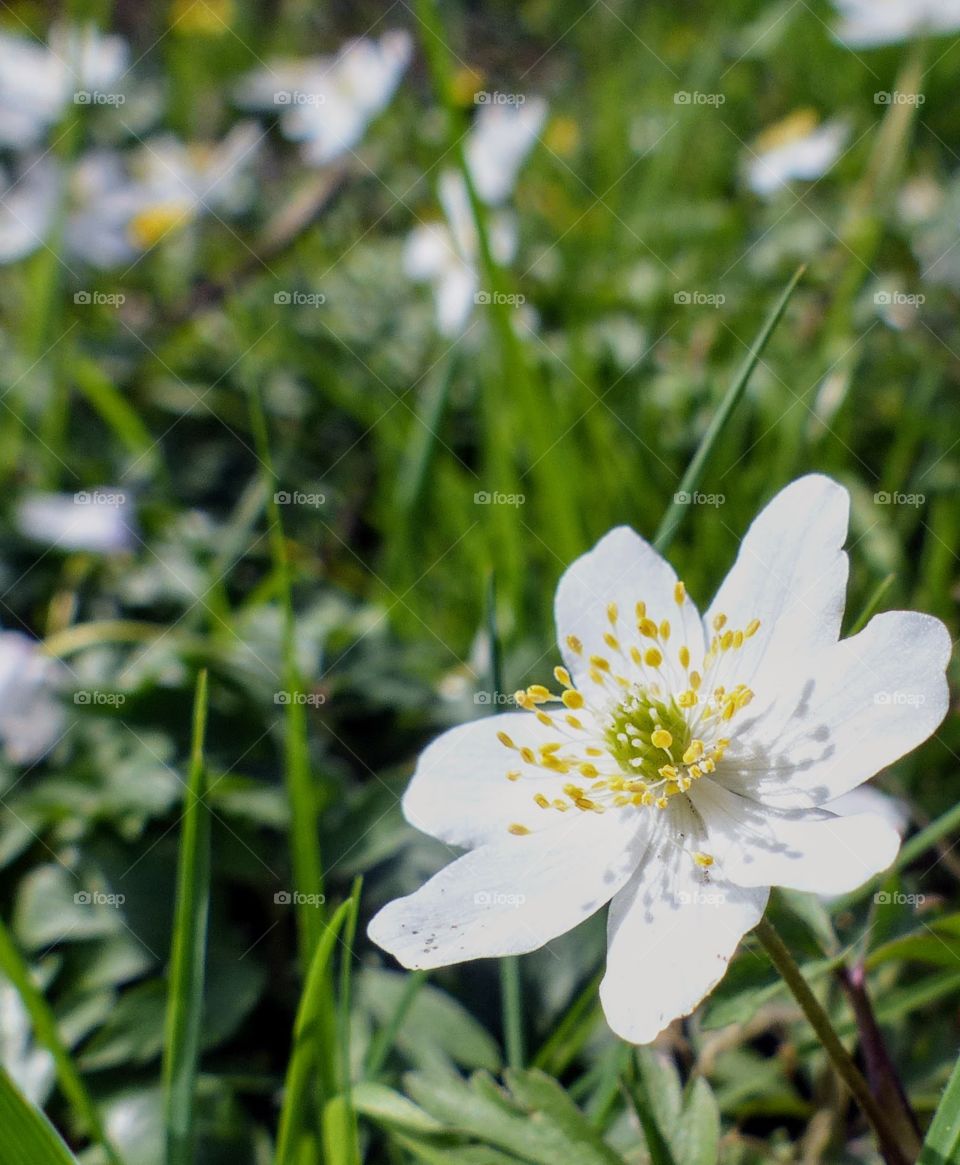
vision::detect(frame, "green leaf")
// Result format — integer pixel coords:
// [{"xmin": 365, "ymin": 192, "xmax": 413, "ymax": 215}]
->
[
  {"xmin": 674, "ymin": 1079, "xmax": 721, "ymax": 1165},
  {"xmin": 404, "ymin": 1068, "xmax": 626, "ymax": 1165},
  {"xmin": 164, "ymin": 669, "xmax": 212, "ymax": 1165},
  {"xmin": 0, "ymin": 1066, "xmax": 80, "ymax": 1165},
  {"xmin": 919, "ymin": 1050, "xmax": 960, "ymax": 1165},
  {"xmin": 351, "ymin": 1082, "xmax": 447, "ymax": 1135}
]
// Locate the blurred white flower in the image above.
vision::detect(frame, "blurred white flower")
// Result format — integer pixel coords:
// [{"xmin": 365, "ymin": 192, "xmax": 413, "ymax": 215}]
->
[
  {"xmin": 369, "ymin": 475, "xmax": 950, "ymax": 1044},
  {"xmin": 0, "ymin": 632, "xmax": 67, "ymax": 764},
  {"xmin": 834, "ymin": 0, "xmax": 960, "ymax": 46},
  {"xmin": 747, "ymin": 111, "xmax": 849, "ymax": 197},
  {"xmin": 0, "ymin": 976, "xmax": 55, "ymax": 1102},
  {"xmin": 16, "ymin": 488, "xmax": 136, "ymax": 553},
  {"xmin": 237, "ymin": 30, "xmax": 412, "ymax": 165},
  {"xmin": 0, "ymin": 22, "xmax": 127, "ymax": 148},
  {"xmin": 0, "ymin": 158, "xmax": 60, "ymax": 264},
  {"xmin": 404, "ymin": 100, "xmax": 546, "ymax": 335},
  {"xmin": 0, "ymin": 124, "xmax": 262, "ymax": 268}
]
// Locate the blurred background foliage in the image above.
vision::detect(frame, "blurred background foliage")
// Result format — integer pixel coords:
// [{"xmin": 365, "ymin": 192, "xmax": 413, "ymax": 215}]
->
[{"xmin": 0, "ymin": 0, "xmax": 959, "ymax": 1162}]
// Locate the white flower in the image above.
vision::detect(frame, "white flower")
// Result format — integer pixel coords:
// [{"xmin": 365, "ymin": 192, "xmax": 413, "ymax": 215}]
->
[
  {"xmin": 747, "ymin": 112, "xmax": 849, "ymax": 197},
  {"xmin": 0, "ymin": 158, "xmax": 60, "ymax": 264},
  {"xmin": 404, "ymin": 100, "xmax": 546, "ymax": 335},
  {"xmin": 404, "ymin": 172, "xmax": 518, "ymax": 336},
  {"xmin": 0, "ymin": 125, "xmax": 262, "ymax": 268},
  {"xmin": 369, "ymin": 476, "xmax": 951, "ymax": 1044},
  {"xmin": 0, "ymin": 22, "xmax": 127, "ymax": 148},
  {"xmin": 236, "ymin": 31, "xmax": 411, "ymax": 166},
  {"xmin": 16, "ymin": 488, "xmax": 135, "ymax": 553},
  {"xmin": 0, "ymin": 632, "xmax": 66, "ymax": 764},
  {"xmin": 834, "ymin": 0, "xmax": 960, "ymax": 46}
]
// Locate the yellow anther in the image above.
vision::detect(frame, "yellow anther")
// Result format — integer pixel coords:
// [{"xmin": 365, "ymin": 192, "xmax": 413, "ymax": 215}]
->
[
  {"xmin": 674, "ymin": 581, "xmax": 686, "ymax": 605},
  {"xmin": 603, "ymin": 633, "xmax": 620, "ymax": 651},
  {"xmin": 638, "ymin": 618, "xmax": 658, "ymax": 638},
  {"xmin": 635, "ymin": 601, "xmax": 646, "ymax": 620},
  {"xmin": 745, "ymin": 618, "xmax": 761, "ymax": 638},
  {"xmin": 520, "ymin": 746, "xmax": 536, "ymax": 763},
  {"xmin": 682, "ymin": 740, "xmax": 704, "ymax": 765},
  {"xmin": 554, "ymin": 666, "xmax": 572, "ymax": 688},
  {"xmin": 690, "ymin": 671, "xmax": 702, "ymax": 691},
  {"xmin": 658, "ymin": 764, "xmax": 678, "ymax": 780},
  {"xmin": 527, "ymin": 684, "xmax": 552, "ymax": 703},
  {"xmin": 733, "ymin": 630, "xmax": 744, "ymax": 648},
  {"xmin": 566, "ymin": 715, "xmax": 583, "ymax": 729},
  {"xmin": 688, "ymin": 764, "xmax": 702, "ymax": 780},
  {"xmin": 656, "ymin": 796, "xmax": 669, "ymax": 809},
  {"xmin": 660, "ymin": 620, "xmax": 671, "ymax": 640},
  {"xmin": 721, "ymin": 631, "xmax": 733, "ymax": 651},
  {"xmin": 541, "ymin": 742, "xmax": 562, "ymax": 754},
  {"xmin": 553, "ymin": 799, "xmax": 569, "ymax": 811},
  {"xmin": 645, "ymin": 648, "xmax": 663, "ymax": 668},
  {"xmin": 563, "ymin": 783, "xmax": 584, "ymax": 799},
  {"xmin": 534, "ymin": 793, "xmax": 550, "ymax": 809},
  {"xmin": 630, "ymin": 646, "xmax": 643, "ymax": 666},
  {"xmin": 562, "ymin": 689, "xmax": 585, "ymax": 710},
  {"xmin": 579, "ymin": 763, "xmax": 599, "ymax": 778},
  {"xmin": 678, "ymin": 645, "xmax": 690, "ymax": 669},
  {"xmin": 701, "ymin": 757, "xmax": 715, "ymax": 774},
  {"xmin": 497, "ymin": 732, "xmax": 515, "ymax": 749},
  {"xmin": 508, "ymin": 823, "xmax": 531, "ymax": 835},
  {"xmin": 535, "ymin": 711, "xmax": 554, "ymax": 727},
  {"xmin": 693, "ymin": 852, "xmax": 714, "ymax": 868},
  {"xmin": 589, "ymin": 669, "xmax": 605, "ymax": 685},
  {"xmin": 607, "ymin": 602, "xmax": 619, "ymax": 623},
  {"xmin": 506, "ymin": 769, "xmax": 521, "ymax": 781},
  {"xmin": 712, "ymin": 613, "xmax": 728, "ymax": 631},
  {"xmin": 566, "ymin": 635, "xmax": 583, "ymax": 654},
  {"xmin": 677, "ymin": 689, "xmax": 698, "ymax": 708},
  {"xmin": 589, "ymin": 655, "xmax": 611, "ymax": 671},
  {"xmin": 651, "ymin": 728, "xmax": 673, "ymax": 750},
  {"xmin": 586, "ymin": 747, "xmax": 604, "ymax": 757}
]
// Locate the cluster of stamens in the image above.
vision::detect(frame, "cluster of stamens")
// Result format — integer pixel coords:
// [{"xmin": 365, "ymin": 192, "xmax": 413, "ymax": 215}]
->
[{"xmin": 500, "ymin": 582, "xmax": 760, "ymax": 846}]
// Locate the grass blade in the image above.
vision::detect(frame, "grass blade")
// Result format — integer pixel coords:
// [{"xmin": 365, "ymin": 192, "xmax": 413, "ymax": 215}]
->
[
  {"xmin": 0, "ymin": 925, "xmax": 122, "ymax": 1165},
  {"xmin": 163, "ymin": 669, "xmax": 212, "ymax": 1165},
  {"xmin": 275, "ymin": 899, "xmax": 354, "ymax": 1165},
  {"xmin": 0, "ymin": 1067, "xmax": 81, "ymax": 1165},
  {"xmin": 653, "ymin": 265, "xmax": 806, "ymax": 553},
  {"xmin": 918, "ymin": 1052, "xmax": 960, "ymax": 1165}
]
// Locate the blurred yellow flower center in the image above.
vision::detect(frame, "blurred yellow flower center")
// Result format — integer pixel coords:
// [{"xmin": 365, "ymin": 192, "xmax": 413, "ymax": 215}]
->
[
  {"xmin": 170, "ymin": 0, "xmax": 234, "ymax": 35},
  {"xmin": 755, "ymin": 108, "xmax": 819, "ymax": 154},
  {"xmin": 500, "ymin": 583, "xmax": 761, "ymax": 831},
  {"xmin": 128, "ymin": 202, "xmax": 190, "ymax": 250}
]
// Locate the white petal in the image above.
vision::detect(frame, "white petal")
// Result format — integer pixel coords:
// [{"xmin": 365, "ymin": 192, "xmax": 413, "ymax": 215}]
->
[
  {"xmin": 705, "ymin": 475, "xmax": 849, "ymax": 689},
  {"xmin": 600, "ymin": 810, "xmax": 767, "ymax": 1044},
  {"xmin": 368, "ymin": 808, "xmax": 650, "ymax": 968},
  {"xmin": 691, "ymin": 782, "xmax": 900, "ymax": 895},
  {"xmin": 554, "ymin": 527, "xmax": 704, "ymax": 690},
  {"xmin": 402, "ymin": 712, "xmax": 601, "ymax": 848},
  {"xmin": 827, "ymin": 785, "xmax": 910, "ymax": 836},
  {"xmin": 720, "ymin": 609, "xmax": 951, "ymax": 806}
]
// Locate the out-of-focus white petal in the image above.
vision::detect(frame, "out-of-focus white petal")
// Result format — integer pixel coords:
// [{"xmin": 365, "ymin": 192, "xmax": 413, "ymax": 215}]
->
[
  {"xmin": 16, "ymin": 488, "xmax": 136, "ymax": 554},
  {"xmin": 0, "ymin": 159, "xmax": 60, "ymax": 264},
  {"xmin": 747, "ymin": 121, "xmax": 849, "ymax": 197},
  {"xmin": 466, "ymin": 98, "xmax": 547, "ymax": 204},
  {"xmin": 833, "ymin": 0, "xmax": 960, "ymax": 47},
  {"xmin": 0, "ymin": 632, "xmax": 66, "ymax": 764}
]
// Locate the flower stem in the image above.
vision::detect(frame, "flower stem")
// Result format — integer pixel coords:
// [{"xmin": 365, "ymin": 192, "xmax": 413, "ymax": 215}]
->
[{"xmin": 754, "ymin": 917, "xmax": 913, "ymax": 1165}]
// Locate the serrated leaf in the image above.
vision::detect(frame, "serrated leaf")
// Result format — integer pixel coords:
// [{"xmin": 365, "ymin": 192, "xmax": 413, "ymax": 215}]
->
[{"xmin": 351, "ymin": 1082, "xmax": 446, "ymax": 1135}]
